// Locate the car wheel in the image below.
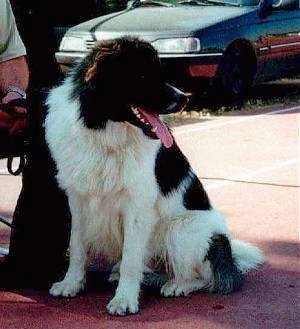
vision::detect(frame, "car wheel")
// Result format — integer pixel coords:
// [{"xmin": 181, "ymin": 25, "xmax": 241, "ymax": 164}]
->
[{"xmin": 219, "ymin": 46, "xmax": 253, "ymax": 107}]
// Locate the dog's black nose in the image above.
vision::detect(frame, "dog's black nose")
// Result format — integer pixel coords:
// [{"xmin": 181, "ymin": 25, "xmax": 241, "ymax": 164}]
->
[{"xmin": 161, "ymin": 83, "xmax": 189, "ymax": 115}]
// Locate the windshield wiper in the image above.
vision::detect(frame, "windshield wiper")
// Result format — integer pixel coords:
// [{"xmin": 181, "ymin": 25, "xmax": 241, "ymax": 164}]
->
[
  {"xmin": 127, "ymin": 0, "xmax": 175, "ymax": 8},
  {"xmin": 178, "ymin": 0, "xmax": 213, "ymax": 5}
]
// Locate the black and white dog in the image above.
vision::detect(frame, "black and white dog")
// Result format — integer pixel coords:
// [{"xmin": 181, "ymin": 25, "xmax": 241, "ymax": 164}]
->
[{"xmin": 45, "ymin": 37, "xmax": 264, "ymax": 316}]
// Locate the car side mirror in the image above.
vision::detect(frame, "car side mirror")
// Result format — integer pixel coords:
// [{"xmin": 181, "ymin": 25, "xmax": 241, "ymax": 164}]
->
[{"xmin": 258, "ymin": 0, "xmax": 274, "ymax": 18}]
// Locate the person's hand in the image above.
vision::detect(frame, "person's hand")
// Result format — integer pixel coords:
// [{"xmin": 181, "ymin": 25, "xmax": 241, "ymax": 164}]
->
[
  {"xmin": 1, "ymin": 91, "xmax": 27, "ymax": 115},
  {"xmin": 0, "ymin": 92, "xmax": 28, "ymax": 137}
]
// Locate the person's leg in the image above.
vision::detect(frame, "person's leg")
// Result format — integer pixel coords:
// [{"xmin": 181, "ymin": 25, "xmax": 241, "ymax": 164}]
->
[{"xmin": 1, "ymin": 90, "xmax": 71, "ymax": 289}]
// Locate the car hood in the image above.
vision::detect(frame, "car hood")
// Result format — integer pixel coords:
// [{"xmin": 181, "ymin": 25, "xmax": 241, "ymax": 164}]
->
[{"xmin": 70, "ymin": 6, "xmax": 256, "ymax": 38}]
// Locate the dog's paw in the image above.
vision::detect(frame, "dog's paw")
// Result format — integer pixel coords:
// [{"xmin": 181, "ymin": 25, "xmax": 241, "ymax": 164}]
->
[
  {"xmin": 108, "ymin": 271, "xmax": 120, "ymax": 283},
  {"xmin": 107, "ymin": 295, "xmax": 139, "ymax": 316},
  {"xmin": 49, "ymin": 279, "xmax": 85, "ymax": 297},
  {"xmin": 160, "ymin": 280, "xmax": 187, "ymax": 297},
  {"xmin": 108, "ymin": 263, "xmax": 120, "ymax": 283},
  {"xmin": 161, "ymin": 279, "xmax": 206, "ymax": 297}
]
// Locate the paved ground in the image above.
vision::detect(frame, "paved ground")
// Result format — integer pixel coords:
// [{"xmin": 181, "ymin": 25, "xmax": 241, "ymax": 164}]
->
[{"xmin": 0, "ymin": 102, "xmax": 299, "ymax": 329}]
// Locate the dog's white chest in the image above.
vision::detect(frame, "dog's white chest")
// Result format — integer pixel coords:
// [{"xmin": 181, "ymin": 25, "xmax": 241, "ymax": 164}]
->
[
  {"xmin": 46, "ymin": 101, "xmax": 161, "ymax": 258},
  {"xmin": 61, "ymin": 142, "xmax": 136, "ymax": 196},
  {"xmin": 50, "ymin": 120, "xmax": 141, "ymax": 195}
]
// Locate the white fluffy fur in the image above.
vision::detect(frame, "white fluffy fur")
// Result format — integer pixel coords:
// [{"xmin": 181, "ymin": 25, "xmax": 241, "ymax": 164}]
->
[{"xmin": 45, "ymin": 78, "xmax": 264, "ymax": 315}]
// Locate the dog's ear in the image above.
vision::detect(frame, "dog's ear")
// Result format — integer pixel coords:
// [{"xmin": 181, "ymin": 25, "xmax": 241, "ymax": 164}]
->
[
  {"xmin": 84, "ymin": 51, "xmax": 105, "ymax": 84},
  {"xmin": 84, "ymin": 43, "xmax": 120, "ymax": 84},
  {"xmin": 71, "ymin": 42, "xmax": 121, "ymax": 129},
  {"xmin": 85, "ymin": 62, "xmax": 97, "ymax": 84},
  {"xmin": 84, "ymin": 52, "xmax": 103, "ymax": 84}
]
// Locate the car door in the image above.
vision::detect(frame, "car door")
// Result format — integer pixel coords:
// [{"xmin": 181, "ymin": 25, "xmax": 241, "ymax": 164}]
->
[{"xmin": 258, "ymin": 0, "xmax": 300, "ymax": 80}]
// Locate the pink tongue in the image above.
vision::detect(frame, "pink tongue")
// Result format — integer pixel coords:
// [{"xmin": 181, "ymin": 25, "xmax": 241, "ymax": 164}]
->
[{"xmin": 139, "ymin": 109, "xmax": 174, "ymax": 148}]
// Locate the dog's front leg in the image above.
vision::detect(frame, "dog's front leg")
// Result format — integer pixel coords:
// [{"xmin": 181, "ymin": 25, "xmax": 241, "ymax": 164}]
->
[
  {"xmin": 107, "ymin": 208, "xmax": 154, "ymax": 316},
  {"xmin": 50, "ymin": 192, "xmax": 87, "ymax": 297}
]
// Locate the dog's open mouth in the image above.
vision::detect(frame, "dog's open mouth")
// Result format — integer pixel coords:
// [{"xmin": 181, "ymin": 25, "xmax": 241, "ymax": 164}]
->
[{"xmin": 131, "ymin": 106, "xmax": 173, "ymax": 148}]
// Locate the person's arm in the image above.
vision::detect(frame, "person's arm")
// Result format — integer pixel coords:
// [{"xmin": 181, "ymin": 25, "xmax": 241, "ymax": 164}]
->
[
  {"xmin": 0, "ymin": 55, "xmax": 29, "ymax": 106},
  {"xmin": 0, "ymin": 0, "xmax": 29, "ymax": 106},
  {"xmin": 0, "ymin": 0, "xmax": 29, "ymax": 119},
  {"xmin": 0, "ymin": 0, "xmax": 29, "ymax": 139},
  {"xmin": 0, "ymin": 55, "xmax": 29, "ymax": 135}
]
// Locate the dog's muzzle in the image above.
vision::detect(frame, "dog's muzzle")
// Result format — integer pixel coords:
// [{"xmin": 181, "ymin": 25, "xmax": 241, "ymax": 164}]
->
[{"xmin": 160, "ymin": 83, "xmax": 189, "ymax": 115}]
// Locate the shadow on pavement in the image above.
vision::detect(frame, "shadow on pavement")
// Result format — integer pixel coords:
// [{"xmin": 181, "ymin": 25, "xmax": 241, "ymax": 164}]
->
[{"xmin": 0, "ymin": 239, "xmax": 298, "ymax": 329}]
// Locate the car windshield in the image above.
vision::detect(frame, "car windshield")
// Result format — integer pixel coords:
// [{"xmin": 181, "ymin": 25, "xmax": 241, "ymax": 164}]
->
[{"xmin": 130, "ymin": 0, "xmax": 261, "ymax": 6}]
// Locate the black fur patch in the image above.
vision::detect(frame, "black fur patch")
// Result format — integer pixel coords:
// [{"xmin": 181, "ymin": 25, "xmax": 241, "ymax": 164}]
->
[
  {"xmin": 68, "ymin": 37, "xmax": 188, "ymax": 132},
  {"xmin": 206, "ymin": 234, "xmax": 244, "ymax": 294},
  {"xmin": 183, "ymin": 174, "xmax": 211, "ymax": 210},
  {"xmin": 70, "ymin": 57, "xmax": 111, "ymax": 129},
  {"xmin": 155, "ymin": 144, "xmax": 190, "ymax": 196}
]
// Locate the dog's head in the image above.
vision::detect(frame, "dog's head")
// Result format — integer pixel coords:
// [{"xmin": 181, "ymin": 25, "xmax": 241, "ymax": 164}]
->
[{"xmin": 70, "ymin": 37, "xmax": 188, "ymax": 148}]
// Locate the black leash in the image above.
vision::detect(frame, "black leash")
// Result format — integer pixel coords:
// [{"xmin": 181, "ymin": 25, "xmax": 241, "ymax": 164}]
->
[
  {"xmin": 0, "ymin": 215, "xmax": 12, "ymax": 255},
  {"xmin": 0, "ymin": 214, "xmax": 13, "ymax": 228},
  {"xmin": 0, "ymin": 98, "xmax": 28, "ymax": 175},
  {"xmin": 7, "ymin": 155, "xmax": 26, "ymax": 176}
]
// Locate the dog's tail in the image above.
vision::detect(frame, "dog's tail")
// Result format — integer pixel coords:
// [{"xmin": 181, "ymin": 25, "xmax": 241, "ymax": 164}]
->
[
  {"xmin": 231, "ymin": 239, "xmax": 265, "ymax": 274},
  {"xmin": 206, "ymin": 234, "xmax": 264, "ymax": 294}
]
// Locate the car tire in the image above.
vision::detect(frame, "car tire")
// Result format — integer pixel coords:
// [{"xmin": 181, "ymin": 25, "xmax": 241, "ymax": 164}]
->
[{"xmin": 219, "ymin": 46, "xmax": 254, "ymax": 107}]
